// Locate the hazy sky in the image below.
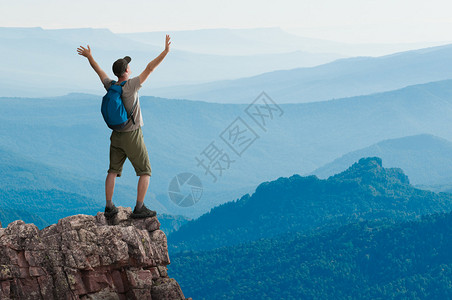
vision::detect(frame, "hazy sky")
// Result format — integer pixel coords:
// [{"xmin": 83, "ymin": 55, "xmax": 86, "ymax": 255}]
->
[{"xmin": 2, "ymin": 0, "xmax": 452, "ymax": 43}]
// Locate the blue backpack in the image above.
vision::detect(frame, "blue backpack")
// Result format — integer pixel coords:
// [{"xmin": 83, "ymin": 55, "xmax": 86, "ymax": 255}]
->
[{"xmin": 101, "ymin": 80, "xmax": 138, "ymax": 130}]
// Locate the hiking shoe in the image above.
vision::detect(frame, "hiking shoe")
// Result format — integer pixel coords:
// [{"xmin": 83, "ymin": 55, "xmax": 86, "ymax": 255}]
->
[
  {"xmin": 104, "ymin": 204, "xmax": 118, "ymax": 219},
  {"xmin": 130, "ymin": 204, "xmax": 156, "ymax": 219}
]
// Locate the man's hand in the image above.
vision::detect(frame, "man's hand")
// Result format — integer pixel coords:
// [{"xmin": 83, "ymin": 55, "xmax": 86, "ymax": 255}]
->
[
  {"xmin": 77, "ymin": 45, "xmax": 92, "ymax": 58},
  {"xmin": 77, "ymin": 45, "xmax": 108, "ymax": 83},
  {"xmin": 165, "ymin": 35, "xmax": 171, "ymax": 53}
]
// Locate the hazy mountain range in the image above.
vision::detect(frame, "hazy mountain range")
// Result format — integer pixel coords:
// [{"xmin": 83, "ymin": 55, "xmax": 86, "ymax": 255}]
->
[
  {"xmin": 2, "ymin": 26, "xmax": 450, "ymax": 101},
  {"xmin": 4, "ymin": 27, "xmax": 452, "ymax": 222},
  {"xmin": 3, "ymin": 25, "xmax": 452, "ymax": 300},
  {"xmin": 3, "ymin": 79, "xmax": 452, "ymax": 220},
  {"xmin": 120, "ymin": 27, "xmax": 443, "ymax": 57},
  {"xmin": 0, "ymin": 27, "xmax": 343, "ymax": 98},
  {"xmin": 151, "ymin": 43, "xmax": 452, "ymax": 103}
]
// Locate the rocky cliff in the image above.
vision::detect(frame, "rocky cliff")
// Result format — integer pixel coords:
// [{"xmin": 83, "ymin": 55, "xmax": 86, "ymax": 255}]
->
[{"xmin": 0, "ymin": 207, "xmax": 191, "ymax": 300}]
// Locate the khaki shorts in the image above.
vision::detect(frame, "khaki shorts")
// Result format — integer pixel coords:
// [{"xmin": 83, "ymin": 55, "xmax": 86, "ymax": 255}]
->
[{"xmin": 108, "ymin": 127, "xmax": 152, "ymax": 177}]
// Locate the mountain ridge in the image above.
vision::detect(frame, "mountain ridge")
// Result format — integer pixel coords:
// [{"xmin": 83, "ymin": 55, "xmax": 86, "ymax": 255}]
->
[
  {"xmin": 150, "ymin": 43, "xmax": 452, "ymax": 103},
  {"xmin": 0, "ymin": 26, "xmax": 342, "ymax": 97},
  {"xmin": 312, "ymin": 134, "xmax": 452, "ymax": 186},
  {"xmin": 167, "ymin": 157, "xmax": 452, "ymax": 253}
]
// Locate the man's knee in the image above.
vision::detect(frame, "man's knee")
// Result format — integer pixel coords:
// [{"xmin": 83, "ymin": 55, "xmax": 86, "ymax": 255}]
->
[
  {"xmin": 138, "ymin": 174, "xmax": 151, "ymax": 179},
  {"xmin": 107, "ymin": 172, "xmax": 119, "ymax": 179},
  {"xmin": 137, "ymin": 171, "xmax": 151, "ymax": 177}
]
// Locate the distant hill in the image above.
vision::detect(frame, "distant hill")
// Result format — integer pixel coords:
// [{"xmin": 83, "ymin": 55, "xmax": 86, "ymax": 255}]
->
[
  {"xmin": 312, "ymin": 134, "xmax": 452, "ymax": 185},
  {"xmin": 0, "ymin": 144, "xmax": 101, "ymax": 193},
  {"xmin": 0, "ymin": 207, "xmax": 48, "ymax": 229},
  {"xmin": 0, "ymin": 143, "xmax": 194, "ymax": 229},
  {"xmin": 0, "ymin": 27, "xmax": 342, "ymax": 97},
  {"xmin": 158, "ymin": 214, "xmax": 191, "ymax": 235},
  {"xmin": 167, "ymin": 157, "xmax": 452, "ymax": 253},
  {"xmin": 169, "ymin": 211, "xmax": 452, "ymax": 299},
  {"xmin": 0, "ymin": 189, "xmax": 99, "ymax": 229},
  {"xmin": 151, "ymin": 43, "xmax": 452, "ymax": 103},
  {"xmin": 0, "ymin": 145, "xmax": 170, "ymax": 228}
]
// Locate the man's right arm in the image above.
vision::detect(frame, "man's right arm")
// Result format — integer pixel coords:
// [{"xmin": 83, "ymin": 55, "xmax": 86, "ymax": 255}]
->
[
  {"xmin": 77, "ymin": 45, "xmax": 109, "ymax": 83},
  {"xmin": 139, "ymin": 34, "xmax": 171, "ymax": 85}
]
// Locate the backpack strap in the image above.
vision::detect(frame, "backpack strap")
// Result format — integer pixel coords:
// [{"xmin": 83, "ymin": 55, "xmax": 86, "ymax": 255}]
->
[
  {"xmin": 117, "ymin": 80, "xmax": 138, "ymax": 125},
  {"xmin": 129, "ymin": 97, "xmax": 138, "ymax": 125}
]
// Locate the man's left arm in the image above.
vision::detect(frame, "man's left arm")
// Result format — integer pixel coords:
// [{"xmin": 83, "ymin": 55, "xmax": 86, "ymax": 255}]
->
[{"xmin": 77, "ymin": 45, "xmax": 109, "ymax": 83}]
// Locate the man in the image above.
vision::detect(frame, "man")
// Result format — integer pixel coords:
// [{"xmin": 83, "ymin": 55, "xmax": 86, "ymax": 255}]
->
[{"xmin": 77, "ymin": 34, "xmax": 171, "ymax": 219}]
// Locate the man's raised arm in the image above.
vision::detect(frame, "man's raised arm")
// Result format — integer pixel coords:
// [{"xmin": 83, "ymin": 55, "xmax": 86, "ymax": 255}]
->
[
  {"xmin": 77, "ymin": 45, "xmax": 108, "ymax": 83},
  {"xmin": 139, "ymin": 34, "xmax": 171, "ymax": 85}
]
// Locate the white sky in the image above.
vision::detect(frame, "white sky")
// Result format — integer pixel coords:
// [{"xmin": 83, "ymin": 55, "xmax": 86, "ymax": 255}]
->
[{"xmin": 2, "ymin": 0, "xmax": 452, "ymax": 43}]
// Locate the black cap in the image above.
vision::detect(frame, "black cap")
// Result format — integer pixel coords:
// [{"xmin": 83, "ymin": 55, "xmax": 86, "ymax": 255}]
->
[{"xmin": 112, "ymin": 56, "xmax": 131, "ymax": 77}]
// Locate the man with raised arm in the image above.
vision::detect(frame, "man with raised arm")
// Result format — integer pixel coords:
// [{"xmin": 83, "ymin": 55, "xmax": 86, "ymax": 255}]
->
[{"xmin": 77, "ymin": 34, "xmax": 171, "ymax": 219}]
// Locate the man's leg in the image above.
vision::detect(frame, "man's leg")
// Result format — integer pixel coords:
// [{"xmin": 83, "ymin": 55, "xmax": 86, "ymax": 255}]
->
[
  {"xmin": 125, "ymin": 128, "xmax": 155, "ymax": 218},
  {"xmin": 106, "ymin": 130, "xmax": 126, "ymax": 217},
  {"xmin": 136, "ymin": 174, "xmax": 150, "ymax": 209},
  {"xmin": 104, "ymin": 172, "xmax": 119, "ymax": 219},
  {"xmin": 106, "ymin": 172, "xmax": 117, "ymax": 206},
  {"xmin": 132, "ymin": 174, "xmax": 155, "ymax": 217}
]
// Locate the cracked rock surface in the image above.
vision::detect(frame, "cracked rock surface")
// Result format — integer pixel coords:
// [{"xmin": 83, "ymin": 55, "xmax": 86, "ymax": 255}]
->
[{"xmin": 0, "ymin": 207, "xmax": 191, "ymax": 300}]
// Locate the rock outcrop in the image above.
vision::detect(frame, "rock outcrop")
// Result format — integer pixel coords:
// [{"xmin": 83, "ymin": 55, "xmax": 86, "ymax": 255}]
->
[{"xmin": 0, "ymin": 207, "xmax": 191, "ymax": 300}]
